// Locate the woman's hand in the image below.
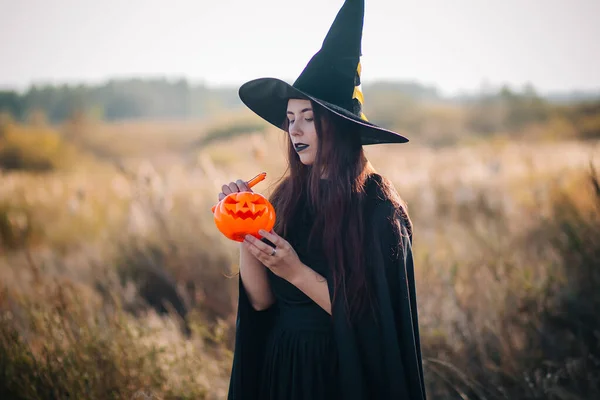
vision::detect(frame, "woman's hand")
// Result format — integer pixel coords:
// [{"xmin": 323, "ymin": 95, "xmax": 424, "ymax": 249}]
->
[
  {"xmin": 243, "ymin": 229, "xmax": 306, "ymax": 284},
  {"xmin": 218, "ymin": 179, "xmax": 252, "ymax": 201}
]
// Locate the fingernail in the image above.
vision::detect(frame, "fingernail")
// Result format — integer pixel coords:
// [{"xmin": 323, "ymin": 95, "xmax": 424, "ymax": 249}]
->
[
  {"xmin": 244, "ymin": 234, "xmax": 252, "ymax": 241},
  {"xmin": 258, "ymin": 230, "xmax": 266, "ymax": 235}
]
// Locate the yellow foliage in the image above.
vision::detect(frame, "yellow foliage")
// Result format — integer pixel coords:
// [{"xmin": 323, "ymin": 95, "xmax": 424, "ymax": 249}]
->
[
  {"xmin": 0, "ymin": 124, "xmax": 80, "ymax": 172},
  {"xmin": 579, "ymin": 113, "xmax": 600, "ymax": 139}
]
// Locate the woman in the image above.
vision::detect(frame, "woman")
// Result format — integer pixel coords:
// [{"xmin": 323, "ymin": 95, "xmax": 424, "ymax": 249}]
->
[{"xmin": 223, "ymin": 1, "xmax": 426, "ymax": 399}]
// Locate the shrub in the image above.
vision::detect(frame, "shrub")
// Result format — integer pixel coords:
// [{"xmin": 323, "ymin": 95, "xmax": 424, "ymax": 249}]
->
[
  {"xmin": 0, "ymin": 124, "xmax": 79, "ymax": 172},
  {"xmin": 0, "ymin": 275, "xmax": 230, "ymax": 399},
  {"xmin": 0, "ymin": 203, "xmax": 42, "ymax": 251}
]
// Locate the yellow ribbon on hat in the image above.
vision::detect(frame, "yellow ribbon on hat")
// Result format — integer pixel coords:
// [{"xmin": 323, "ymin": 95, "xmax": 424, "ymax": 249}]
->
[{"xmin": 352, "ymin": 61, "xmax": 368, "ymax": 121}]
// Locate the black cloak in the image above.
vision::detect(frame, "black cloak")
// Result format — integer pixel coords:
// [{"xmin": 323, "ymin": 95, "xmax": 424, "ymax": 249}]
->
[{"xmin": 227, "ymin": 175, "xmax": 427, "ymax": 399}]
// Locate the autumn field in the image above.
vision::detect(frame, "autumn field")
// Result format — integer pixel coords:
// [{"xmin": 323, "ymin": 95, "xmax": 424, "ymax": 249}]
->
[{"xmin": 0, "ymin": 106, "xmax": 599, "ymax": 399}]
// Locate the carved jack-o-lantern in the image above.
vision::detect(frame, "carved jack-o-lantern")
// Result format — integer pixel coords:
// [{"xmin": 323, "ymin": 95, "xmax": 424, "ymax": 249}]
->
[{"xmin": 212, "ymin": 192, "xmax": 276, "ymax": 242}]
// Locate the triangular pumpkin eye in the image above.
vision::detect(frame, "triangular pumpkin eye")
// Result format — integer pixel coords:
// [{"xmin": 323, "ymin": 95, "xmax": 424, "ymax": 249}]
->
[
  {"xmin": 251, "ymin": 197, "xmax": 266, "ymax": 205},
  {"xmin": 224, "ymin": 196, "xmax": 238, "ymax": 204},
  {"xmin": 224, "ymin": 203, "xmax": 238, "ymax": 212},
  {"xmin": 253, "ymin": 204, "xmax": 267, "ymax": 211}
]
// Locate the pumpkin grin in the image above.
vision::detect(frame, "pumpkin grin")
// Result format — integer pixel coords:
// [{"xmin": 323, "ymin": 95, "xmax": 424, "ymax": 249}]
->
[
  {"xmin": 225, "ymin": 207, "xmax": 268, "ymax": 220},
  {"xmin": 223, "ymin": 197, "xmax": 269, "ymax": 219}
]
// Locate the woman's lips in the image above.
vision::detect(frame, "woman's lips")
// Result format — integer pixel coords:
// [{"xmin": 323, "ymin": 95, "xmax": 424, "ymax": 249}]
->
[{"xmin": 294, "ymin": 143, "xmax": 309, "ymax": 152}]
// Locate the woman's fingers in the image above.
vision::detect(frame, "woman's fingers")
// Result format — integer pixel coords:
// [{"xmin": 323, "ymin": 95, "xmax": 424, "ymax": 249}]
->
[
  {"xmin": 221, "ymin": 181, "xmax": 241, "ymax": 196},
  {"xmin": 243, "ymin": 237, "xmax": 270, "ymax": 264},
  {"xmin": 236, "ymin": 179, "xmax": 252, "ymax": 192},
  {"xmin": 219, "ymin": 179, "xmax": 251, "ymax": 201},
  {"xmin": 219, "ymin": 184, "xmax": 231, "ymax": 201},
  {"xmin": 228, "ymin": 182, "xmax": 240, "ymax": 193},
  {"xmin": 258, "ymin": 229, "xmax": 285, "ymax": 248},
  {"xmin": 244, "ymin": 234, "xmax": 275, "ymax": 256},
  {"xmin": 221, "ymin": 184, "xmax": 233, "ymax": 195}
]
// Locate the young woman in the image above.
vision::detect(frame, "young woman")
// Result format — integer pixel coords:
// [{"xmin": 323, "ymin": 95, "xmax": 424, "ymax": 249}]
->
[{"xmin": 222, "ymin": 1, "xmax": 427, "ymax": 399}]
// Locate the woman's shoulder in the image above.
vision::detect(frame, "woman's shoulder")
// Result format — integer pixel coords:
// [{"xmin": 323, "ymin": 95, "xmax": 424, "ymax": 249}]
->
[
  {"xmin": 363, "ymin": 174, "xmax": 396, "ymax": 221},
  {"xmin": 363, "ymin": 173, "xmax": 395, "ymax": 207},
  {"xmin": 363, "ymin": 173, "xmax": 412, "ymax": 236}
]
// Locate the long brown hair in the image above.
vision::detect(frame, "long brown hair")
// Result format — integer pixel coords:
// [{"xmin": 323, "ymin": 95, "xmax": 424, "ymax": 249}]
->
[{"xmin": 268, "ymin": 100, "xmax": 408, "ymax": 318}]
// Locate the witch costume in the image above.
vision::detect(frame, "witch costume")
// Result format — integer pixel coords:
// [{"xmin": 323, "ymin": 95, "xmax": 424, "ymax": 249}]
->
[{"xmin": 227, "ymin": 1, "xmax": 427, "ymax": 399}]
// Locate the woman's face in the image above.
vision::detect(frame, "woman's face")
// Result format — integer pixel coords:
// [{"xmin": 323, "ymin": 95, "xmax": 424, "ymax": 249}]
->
[{"xmin": 286, "ymin": 98, "xmax": 318, "ymax": 165}]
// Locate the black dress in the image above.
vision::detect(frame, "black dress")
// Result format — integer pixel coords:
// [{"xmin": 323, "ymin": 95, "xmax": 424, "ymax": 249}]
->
[
  {"xmin": 258, "ymin": 187, "xmax": 338, "ymax": 399},
  {"xmin": 227, "ymin": 174, "xmax": 427, "ymax": 400}
]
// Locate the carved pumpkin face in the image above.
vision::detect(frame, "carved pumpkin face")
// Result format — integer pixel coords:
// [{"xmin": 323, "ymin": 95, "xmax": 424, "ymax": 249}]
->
[{"xmin": 213, "ymin": 192, "xmax": 276, "ymax": 242}]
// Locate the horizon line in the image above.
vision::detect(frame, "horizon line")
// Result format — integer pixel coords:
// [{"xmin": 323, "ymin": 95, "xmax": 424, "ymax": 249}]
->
[{"xmin": 1, "ymin": 74, "xmax": 599, "ymax": 98}]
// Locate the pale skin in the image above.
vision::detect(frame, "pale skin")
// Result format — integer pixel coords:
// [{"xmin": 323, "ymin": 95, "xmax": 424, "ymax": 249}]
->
[{"xmin": 218, "ymin": 98, "xmax": 332, "ymax": 314}]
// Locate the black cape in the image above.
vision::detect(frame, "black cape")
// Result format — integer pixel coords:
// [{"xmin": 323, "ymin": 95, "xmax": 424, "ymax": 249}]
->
[{"xmin": 227, "ymin": 175, "xmax": 427, "ymax": 400}]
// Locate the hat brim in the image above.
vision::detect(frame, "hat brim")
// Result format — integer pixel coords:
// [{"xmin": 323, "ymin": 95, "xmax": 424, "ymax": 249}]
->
[{"xmin": 238, "ymin": 78, "xmax": 409, "ymax": 145}]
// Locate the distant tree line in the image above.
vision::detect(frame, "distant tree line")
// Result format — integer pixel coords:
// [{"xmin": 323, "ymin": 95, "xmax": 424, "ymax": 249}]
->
[
  {"xmin": 0, "ymin": 78, "xmax": 244, "ymax": 123},
  {"xmin": 0, "ymin": 78, "xmax": 449, "ymax": 123},
  {"xmin": 0, "ymin": 78, "xmax": 598, "ymax": 142}
]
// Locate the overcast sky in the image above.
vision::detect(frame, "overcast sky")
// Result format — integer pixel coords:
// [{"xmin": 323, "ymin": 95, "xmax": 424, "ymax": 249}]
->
[{"xmin": 1, "ymin": 0, "xmax": 599, "ymax": 95}]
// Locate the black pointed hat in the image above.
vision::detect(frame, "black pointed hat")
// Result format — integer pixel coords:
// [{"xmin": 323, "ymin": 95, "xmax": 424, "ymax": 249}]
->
[{"xmin": 238, "ymin": 0, "xmax": 409, "ymax": 145}]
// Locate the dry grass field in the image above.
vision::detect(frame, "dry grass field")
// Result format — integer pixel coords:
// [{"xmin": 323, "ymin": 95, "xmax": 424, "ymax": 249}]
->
[{"xmin": 0, "ymin": 114, "xmax": 599, "ymax": 399}]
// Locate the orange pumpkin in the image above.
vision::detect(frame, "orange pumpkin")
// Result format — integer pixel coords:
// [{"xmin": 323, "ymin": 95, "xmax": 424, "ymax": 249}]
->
[{"xmin": 212, "ymin": 192, "xmax": 276, "ymax": 242}]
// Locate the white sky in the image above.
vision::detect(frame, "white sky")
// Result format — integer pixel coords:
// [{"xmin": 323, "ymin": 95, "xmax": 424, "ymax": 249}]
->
[{"xmin": 1, "ymin": 0, "xmax": 599, "ymax": 95}]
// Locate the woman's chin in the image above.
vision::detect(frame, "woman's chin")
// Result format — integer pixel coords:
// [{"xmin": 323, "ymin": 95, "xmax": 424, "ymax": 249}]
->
[{"xmin": 298, "ymin": 154, "xmax": 314, "ymax": 165}]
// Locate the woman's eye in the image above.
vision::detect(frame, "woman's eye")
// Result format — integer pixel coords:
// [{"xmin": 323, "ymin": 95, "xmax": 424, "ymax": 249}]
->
[
  {"xmin": 289, "ymin": 120, "xmax": 295, "ymax": 124},
  {"xmin": 305, "ymin": 118, "xmax": 314, "ymax": 122}
]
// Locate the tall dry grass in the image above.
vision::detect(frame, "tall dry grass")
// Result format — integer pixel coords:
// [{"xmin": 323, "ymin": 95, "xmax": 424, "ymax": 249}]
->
[
  {"xmin": 414, "ymin": 166, "xmax": 600, "ymax": 399},
  {"xmin": 0, "ymin": 117, "xmax": 599, "ymax": 399}
]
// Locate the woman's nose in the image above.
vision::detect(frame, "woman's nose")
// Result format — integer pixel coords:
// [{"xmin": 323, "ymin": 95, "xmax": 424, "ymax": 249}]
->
[{"xmin": 289, "ymin": 124, "xmax": 302, "ymax": 136}]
